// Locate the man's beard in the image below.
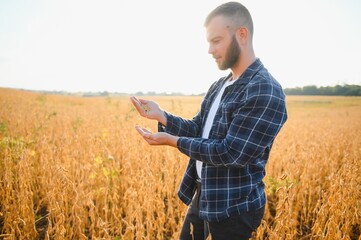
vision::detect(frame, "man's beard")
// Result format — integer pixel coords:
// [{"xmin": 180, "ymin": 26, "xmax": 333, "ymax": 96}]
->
[{"xmin": 219, "ymin": 34, "xmax": 240, "ymax": 70}]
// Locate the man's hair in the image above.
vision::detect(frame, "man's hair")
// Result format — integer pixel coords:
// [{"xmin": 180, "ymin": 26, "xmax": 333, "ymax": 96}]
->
[{"xmin": 204, "ymin": 2, "xmax": 253, "ymax": 37}]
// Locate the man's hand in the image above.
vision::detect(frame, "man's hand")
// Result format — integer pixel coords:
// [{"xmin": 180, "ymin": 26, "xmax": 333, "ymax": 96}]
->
[
  {"xmin": 130, "ymin": 96, "xmax": 167, "ymax": 126},
  {"xmin": 135, "ymin": 126, "xmax": 178, "ymax": 147}
]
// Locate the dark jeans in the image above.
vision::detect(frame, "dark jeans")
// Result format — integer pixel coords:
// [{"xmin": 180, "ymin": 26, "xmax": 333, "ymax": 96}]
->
[{"xmin": 179, "ymin": 181, "xmax": 265, "ymax": 240}]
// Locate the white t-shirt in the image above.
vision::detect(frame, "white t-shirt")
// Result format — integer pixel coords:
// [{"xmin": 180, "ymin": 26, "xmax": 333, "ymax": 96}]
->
[{"xmin": 196, "ymin": 78, "xmax": 235, "ymax": 178}]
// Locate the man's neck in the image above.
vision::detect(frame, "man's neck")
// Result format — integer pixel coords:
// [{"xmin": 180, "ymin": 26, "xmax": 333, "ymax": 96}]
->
[{"xmin": 231, "ymin": 52, "xmax": 256, "ymax": 80}]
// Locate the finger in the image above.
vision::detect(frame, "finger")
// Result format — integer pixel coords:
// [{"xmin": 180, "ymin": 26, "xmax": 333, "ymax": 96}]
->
[
  {"xmin": 130, "ymin": 97, "xmax": 138, "ymax": 107},
  {"xmin": 135, "ymin": 127, "xmax": 160, "ymax": 145},
  {"xmin": 132, "ymin": 97, "xmax": 150, "ymax": 112},
  {"xmin": 137, "ymin": 126, "xmax": 151, "ymax": 134},
  {"xmin": 130, "ymin": 96, "xmax": 142, "ymax": 107},
  {"xmin": 135, "ymin": 126, "xmax": 152, "ymax": 138},
  {"xmin": 130, "ymin": 97, "xmax": 147, "ymax": 115},
  {"xmin": 137, "ymin": 98, "xmax": 148, "ymax": 105},
  {"xmin": 135, "ymin": 126, "xmax": 145, "ymax": 135},
  {"xmin": 131, "ymin": 96, "xmax": 146, "ymax": 105}
]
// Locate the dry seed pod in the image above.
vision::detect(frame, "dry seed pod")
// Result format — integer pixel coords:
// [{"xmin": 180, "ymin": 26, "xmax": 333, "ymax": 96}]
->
[
  {"xmin": 142, "ymin": 103, "xmax": 150, "ymax": 113},
  {"xmin": 280, "ymin": 173, "xmax": 287, "ymax": 180}
]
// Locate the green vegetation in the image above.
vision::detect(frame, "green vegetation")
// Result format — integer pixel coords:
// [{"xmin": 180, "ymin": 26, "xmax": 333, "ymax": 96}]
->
[{"xmin": 284, "ymin": 84, "xmax": 361, "ymax": 96}]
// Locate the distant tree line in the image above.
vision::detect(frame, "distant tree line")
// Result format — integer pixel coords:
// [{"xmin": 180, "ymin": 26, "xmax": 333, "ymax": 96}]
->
[
  {"xmin": 18, "ymin": 84, "xmax": 361, "ymax": 97},
  {"xmin": 284, "ymin": 84, "xmax": 361, "ymax": 96}
]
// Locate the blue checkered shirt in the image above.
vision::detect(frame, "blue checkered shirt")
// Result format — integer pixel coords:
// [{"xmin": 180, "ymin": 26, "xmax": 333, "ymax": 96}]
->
[{"xmin": 158, "ymin": 59, "xmax": 287, "ymax": 222}]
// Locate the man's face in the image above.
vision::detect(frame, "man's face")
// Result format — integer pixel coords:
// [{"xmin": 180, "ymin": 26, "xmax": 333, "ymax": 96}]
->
[{"xmin": 206, "ymin": 16, "xmax": 241, "ymax": 70}]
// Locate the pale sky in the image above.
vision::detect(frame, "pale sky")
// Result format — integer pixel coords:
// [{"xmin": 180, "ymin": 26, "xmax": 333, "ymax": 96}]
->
[{"xmin": 1, "ymin": 0, "xmax": 360, "ymax": 94}]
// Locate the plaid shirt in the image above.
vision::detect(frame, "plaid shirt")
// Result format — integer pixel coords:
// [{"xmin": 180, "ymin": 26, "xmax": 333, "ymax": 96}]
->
[{"xmin": 158, "ymin": 59, "xmax": 287, "ymax": 222}]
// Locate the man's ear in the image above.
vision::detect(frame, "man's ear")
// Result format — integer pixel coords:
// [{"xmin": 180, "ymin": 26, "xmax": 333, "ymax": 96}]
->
[{"xmin": 237, "ymin": 27, "xmax": 248, "ymax": 44}]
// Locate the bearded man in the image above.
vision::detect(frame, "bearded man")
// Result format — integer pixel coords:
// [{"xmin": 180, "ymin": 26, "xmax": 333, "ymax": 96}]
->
[{"xmin": 131, "ymin": 2, "xmax": 288, "ymax": 239}]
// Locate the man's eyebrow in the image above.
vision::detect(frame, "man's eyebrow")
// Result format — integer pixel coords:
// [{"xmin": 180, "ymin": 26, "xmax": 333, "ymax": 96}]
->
[{"xmin": 209, "ymin": 36, "xmax": 222, "ymax": 42}]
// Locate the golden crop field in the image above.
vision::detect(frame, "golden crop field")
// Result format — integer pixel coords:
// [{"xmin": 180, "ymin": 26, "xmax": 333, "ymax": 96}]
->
[{"xmin": 0, "ymin": 88, "xmax": 360, "ymax": 240}]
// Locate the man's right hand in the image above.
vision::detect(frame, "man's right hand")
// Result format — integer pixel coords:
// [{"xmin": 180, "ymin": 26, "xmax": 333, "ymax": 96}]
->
[{"xmin": 130, "ymin": 96, "xmax": 167, "ymax": 126}]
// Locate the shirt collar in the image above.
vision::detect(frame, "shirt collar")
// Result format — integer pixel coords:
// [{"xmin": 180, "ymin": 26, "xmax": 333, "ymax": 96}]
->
[{"xmin": 222, "ymin": 58, "xmax": 263, "ymax": 86}]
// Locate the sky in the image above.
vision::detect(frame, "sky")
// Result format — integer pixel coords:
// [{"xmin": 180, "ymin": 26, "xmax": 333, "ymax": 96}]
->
[{"xmin": 0, "ymin": 0, "xmax": 361, "ymax": 95}]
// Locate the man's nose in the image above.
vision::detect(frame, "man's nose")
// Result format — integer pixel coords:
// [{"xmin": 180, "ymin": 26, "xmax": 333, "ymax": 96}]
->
[{"xmin": 208, "ymin": 45, "xmax": 215, "ymax": 55}]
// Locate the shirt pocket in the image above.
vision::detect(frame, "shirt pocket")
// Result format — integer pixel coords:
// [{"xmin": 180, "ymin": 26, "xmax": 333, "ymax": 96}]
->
[
  {"xmin": 210, "ymin": 102, "xmax": 239, "ymax": 139},
  {"xmin": 220, "ymin": 102, "xmax": 239, "ymax": 124}
]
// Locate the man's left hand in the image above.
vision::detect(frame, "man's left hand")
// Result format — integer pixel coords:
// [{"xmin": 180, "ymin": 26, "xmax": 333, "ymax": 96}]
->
[{"xmin": 135, "ymin": 126, "xmax": 179, "ymax": 147}]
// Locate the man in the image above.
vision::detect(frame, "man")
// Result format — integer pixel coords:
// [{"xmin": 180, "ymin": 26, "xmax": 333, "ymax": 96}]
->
[{"xmin": 130, "ymin": 2, "xmax": 287, "ymax": 239}]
